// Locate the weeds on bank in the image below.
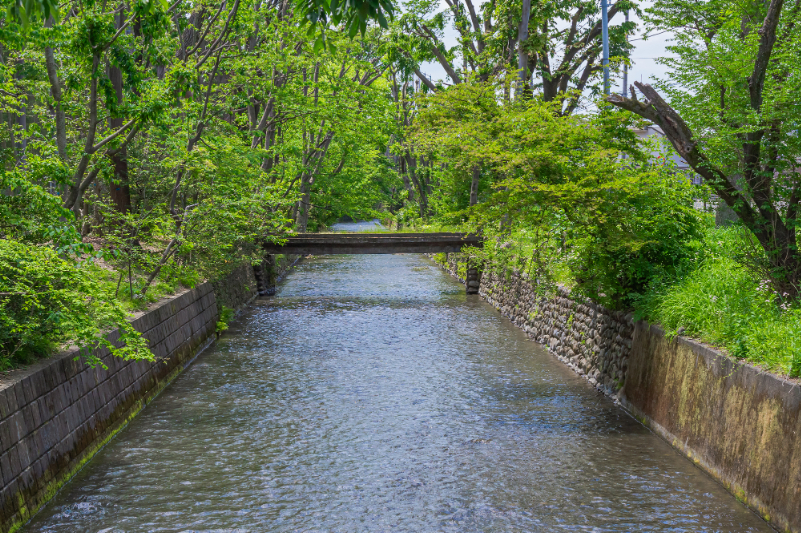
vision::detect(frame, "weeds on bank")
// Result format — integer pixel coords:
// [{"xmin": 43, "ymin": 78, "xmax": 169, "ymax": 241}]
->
[
  {"xmin": 635, "ymin": 226, "xmax": 801, "ymax": 377},
  {"xmin": 445, "ymin": 222, "xmax": 801, "ymax": 378},
  {"xmin": 1, "ymin": 244, "xmax": 199, "ymax": 372}
]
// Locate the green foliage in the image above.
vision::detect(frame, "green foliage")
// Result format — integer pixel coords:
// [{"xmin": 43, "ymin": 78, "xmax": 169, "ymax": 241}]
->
[
  {"xmin": 630, "ymin": 0, "xmax": 801, "ymax": 297},
  {"xmin": 648, "ymin": 0, "xmax": 801, "ymax": 179},
  {"xmin": 411, "ymin": 81, "xmax": 706, "ymax": 308},
  {"xmin": 5, "ymin": 0, "xmax": 60, "ymax": 27},
  {"xmin": 216, "ymin": 305, "xmax": 235, "ymax": 334},
  {"xmin": 0, "ymin": 240, "xmax": 151, "ymax": 369},
  {"xmin": 0, "ymin": 172, "xmax": 90, "ymax": 254},
  {"xmin": 566, "ymin": 168, "xmax": 705, "ymax": 307},
  {"xmin": 0, "ymin": 0, "xmax": 401, "ymax": 368},
  {"xmin": 637, "ymin": 226, "xmax": 801, "ymax": 377},
  {"xmin": 296, "ymin": 0, "xmax": 394, "ymax": 42}
]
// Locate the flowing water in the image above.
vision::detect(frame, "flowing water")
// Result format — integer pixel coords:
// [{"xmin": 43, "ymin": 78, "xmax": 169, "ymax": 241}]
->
[{"xmin": 25, "ymin": 252, "xmax": 772, "ymax": 532}]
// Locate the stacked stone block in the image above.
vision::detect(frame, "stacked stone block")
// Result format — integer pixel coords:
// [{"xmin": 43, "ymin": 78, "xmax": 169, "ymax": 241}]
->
[{"xmin": 439, "ymin": 254, "xmax": 633, "ymax": 400}]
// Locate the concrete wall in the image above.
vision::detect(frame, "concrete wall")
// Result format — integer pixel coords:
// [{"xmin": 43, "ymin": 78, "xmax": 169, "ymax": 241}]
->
[
  {"xmin": 0, "ymin": 261, "xmax": 272, "ymax": 533},
  {"xmin": 625, "ymin": 323, "xmax": 801, "ymax": 532},
  {"xmin": 435, "ymin": 253, "xmax": 801, "ymax": 533}
]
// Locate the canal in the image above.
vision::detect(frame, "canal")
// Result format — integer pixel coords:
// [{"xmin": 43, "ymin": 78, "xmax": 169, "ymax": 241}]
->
[{"xmin": 25, "ymin": 253, "xmax": 772, "ymax": 531}]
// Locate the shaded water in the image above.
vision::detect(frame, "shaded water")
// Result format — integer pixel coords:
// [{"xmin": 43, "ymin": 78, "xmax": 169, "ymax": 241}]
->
[{"xmin": 26, "ymin": 254, "xmax": 772, "ymax": 532}]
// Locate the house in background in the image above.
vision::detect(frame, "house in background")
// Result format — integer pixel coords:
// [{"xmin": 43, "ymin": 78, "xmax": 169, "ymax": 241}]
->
[
  {"xmin": 632, "ymin": 124, "xmax": 700, "ymax": 183},
  {"xmin": 631, "ymin": 124, "xmax": 739, "ymax": 223}
]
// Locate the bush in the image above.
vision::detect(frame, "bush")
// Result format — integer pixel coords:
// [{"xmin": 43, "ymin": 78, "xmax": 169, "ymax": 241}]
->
[
  {"xmin": 0, "ymin": 240, "xmax": 151, "ymax": 369},
  {"xmin": 568, "ymin": 169, "xmax": 706, "ymax": 309}
]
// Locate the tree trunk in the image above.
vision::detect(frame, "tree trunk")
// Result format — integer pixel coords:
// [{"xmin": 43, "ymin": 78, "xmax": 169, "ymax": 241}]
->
[
  {"xmin": 469, "ymin": 165, "xmax": 480, "ymax": 206},
  {"xmin": 295, "ymin": 174, "xmax": 313, "ymax": 232},
  {"xmin": 399, "ymin": 156, "xmax": 414, "ymax": 201},
  {"xmin": 109, "ymin": 13, "xmax": 131, "ymax": 214},
  {"xmin": 405, "ymin": 153, "xmax": 428, "ymax": 217},
  {"xmin": 43, "ymin": 33, "xmax": 66, "ymax": 161},
  {"xmin": 517, "ymin": 0, "xmax": 531, "ymax": 97}
]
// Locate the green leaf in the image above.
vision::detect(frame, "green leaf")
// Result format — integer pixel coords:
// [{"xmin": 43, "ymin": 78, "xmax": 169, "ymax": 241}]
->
[
  {"xmin": 348, "ymin": 19, "xmax": 360, "ymax": 38},
  {"xmin": 313, "ymin": 35, "xmax": 325, "ymax": 53},
  {"xmin": 376, "ymin": 9, "xmax": 388, "ymax": 29}
]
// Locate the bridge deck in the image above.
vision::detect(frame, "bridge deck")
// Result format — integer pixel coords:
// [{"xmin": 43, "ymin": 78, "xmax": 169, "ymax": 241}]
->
[{"xmin": 262, "ymin": 232, "xmax": 482, "ymax": 255}]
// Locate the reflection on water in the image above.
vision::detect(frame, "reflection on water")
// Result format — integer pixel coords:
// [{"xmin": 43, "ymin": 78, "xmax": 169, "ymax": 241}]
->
[{"xmin": 25, "ymin": 254, "xmax": 771, "ymax": 532}]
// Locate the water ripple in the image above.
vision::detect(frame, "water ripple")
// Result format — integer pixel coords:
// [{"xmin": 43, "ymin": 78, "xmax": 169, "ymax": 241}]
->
[{"xmin": 26, "ymin": 254, "xmax": 771, "ymax": 532}]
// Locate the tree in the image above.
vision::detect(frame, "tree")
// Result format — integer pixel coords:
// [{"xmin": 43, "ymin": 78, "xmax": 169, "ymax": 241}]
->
[
  {"xmin": 607, "ymin": 0, "xmax": 801, "ymax": 298},
  {"xmin": 395, "ymin": 0, "xmax": 635, "ymax": 113},
  {"xmin": 383, "ymin": 0, "xmax": 636, "ymax": 221},
  {"xmin": 0, "ymin": 0, "xmax": 402, "ymax": 363},
  {"xmin": 411, "ymin": 81, "xmax": 705, "ymax": 307}
]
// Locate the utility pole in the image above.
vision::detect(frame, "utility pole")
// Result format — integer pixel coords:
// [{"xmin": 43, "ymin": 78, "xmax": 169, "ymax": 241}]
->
[
  {"xmin": 621, "ymin": 10, "xmax": 628, "ymax": 96},
  {"xmin": 601, "ymin": 0, "xmax": 610, "ymax": 95}
]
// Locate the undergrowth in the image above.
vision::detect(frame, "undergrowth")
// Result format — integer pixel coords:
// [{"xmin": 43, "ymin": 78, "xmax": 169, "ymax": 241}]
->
[
  {"xmin": 635, "ymin": 226, "xmax": 801, "ymax": 377},
  {"xmin": 437, "ymin": 221, "xmax": 801, "ymax": 378}
]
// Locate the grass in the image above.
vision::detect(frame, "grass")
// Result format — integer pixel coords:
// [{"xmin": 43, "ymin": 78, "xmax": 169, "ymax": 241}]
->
[
  {"xmin": 0, "ymin": 260, "xmax": 197, "ymax": 373},
  {"xmin": 461, "ymin": 221, "xmax": 801, "ymax": 378},
  {"xmin": 90, "ymin": 261, "xmax": 193, "ymax": 313},
  {"xmin": 636, "ymin": 226, "xmax": 801, "ymax": 377}
]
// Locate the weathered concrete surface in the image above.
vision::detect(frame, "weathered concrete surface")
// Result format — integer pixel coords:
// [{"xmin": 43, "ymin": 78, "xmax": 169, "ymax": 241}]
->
[
  {"xmin": 0, "ymin": 258, "xmax": 300, "ymax": 533},
  {"xmin": 624, "ymin": 322, "xmax": 801, "ymax": 532},
  {"xmin": 0, "ymin": 283, "xmax": 220, "ymax": 533}
]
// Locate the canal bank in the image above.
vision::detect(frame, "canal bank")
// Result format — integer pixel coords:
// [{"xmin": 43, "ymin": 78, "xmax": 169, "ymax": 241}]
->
[
  {"xmin": 434, "ymin": 252, "xmax": 800, "ymax": 533},
  {"xmin": 17, "ymin": 254, "xmax": 773, "ymax": 532},
  {"xmin": 0, "ymin": 256, "xmax": 300, "ymax": 533}
]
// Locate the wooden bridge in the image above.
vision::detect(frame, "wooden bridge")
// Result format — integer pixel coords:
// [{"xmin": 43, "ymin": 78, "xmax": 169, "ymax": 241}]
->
[
  {"xmin": 260, "ymin": 232, "xmax": 483, "ymax": 294},
  {"xmin": 262, "ymin": 232, "xmax": 483, "ymax": 255}
]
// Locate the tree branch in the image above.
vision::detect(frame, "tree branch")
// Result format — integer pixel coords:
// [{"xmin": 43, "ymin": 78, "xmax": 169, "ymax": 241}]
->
[
  {"xmin": 413, "ymin": 66, "xmax": 437, "ymax": 92},
  {"xmin": 419, "ymin": 24, "xmax": 463, "ymax": 84},
  {"xmin": 186, "ymin": 0, "xmax": 227, "ymax": 58},
  {"xmin": 749, "ymin": 0, "xmax": 784, "ymax": 112},
  {"xmin": 93, "ymin": 117, "xmax": 137, "ymax": 152},
  {"xmin": 606, "ymin": 83, "xmax": 766, "ymax": 242}
]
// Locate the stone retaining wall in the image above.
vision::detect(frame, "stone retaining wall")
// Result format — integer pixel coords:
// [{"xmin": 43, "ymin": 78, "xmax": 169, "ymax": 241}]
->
[
  {"xmin": 436, "ymin": 254, "xmax": 633, "ymax": 401},
  {"xmin": 435, "ymin": 252, "xmax": 801, "ymax": 533},
  {"xmin": 0, "ymin": 257, "xmax": 298, "ymax": 533}
]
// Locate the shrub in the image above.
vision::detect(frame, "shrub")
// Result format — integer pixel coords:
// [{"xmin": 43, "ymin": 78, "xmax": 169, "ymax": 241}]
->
[
  {"xmin": 0, "ymin": 240, "xmax": 151, "ymax": 369},
  {"xmin": 568, "ymin": 169, "xmax": 706, "ymax": 309}
]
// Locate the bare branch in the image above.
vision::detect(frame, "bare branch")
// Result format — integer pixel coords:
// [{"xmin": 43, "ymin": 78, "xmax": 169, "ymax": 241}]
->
[
  {"xmin": 93, "ymin": 117, "xmax": 137, "ymax": 152},
  {"xmin": 606, "ymin": 83, "xmax": 768, "ymax": 244},
  {"xmin": 197, "ymin": 0, "xmax": 240, "ymax": 69},
  {"xmin": 102, "ymin": 12, "xmax": 136, "ymax": 52},
  {"xmin": 413, "ymin": 66, "xmax": 438, "ymax": 92},
  {"xmin": 419, "ymin": 24, "xmax": 463, "ymax": 84}
]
